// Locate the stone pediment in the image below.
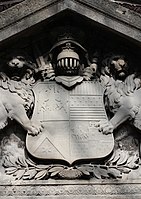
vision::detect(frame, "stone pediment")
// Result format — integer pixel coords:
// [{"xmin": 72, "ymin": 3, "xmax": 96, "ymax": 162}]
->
[
  {"xmin": 0, "ymin": 0, "xmax": 141, "ymax": 45},
  {"xmin": 1, "ymin": 1, "xmax": 141, "ymax": 198}
]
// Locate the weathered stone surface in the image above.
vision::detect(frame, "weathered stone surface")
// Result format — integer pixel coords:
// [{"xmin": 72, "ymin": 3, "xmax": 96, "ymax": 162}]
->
[
  {"xmin": 26, "ymin": 81, "xmax": 114, "ymax": 163},
  {"xmin": 0, "ymin": 0, "xmax": 140, "ymax": 44},
  {"xmin": 1, "ymin": 180, "xmax": 141, "ymax": 198},
  {"xmin": 0, "ymin": 0, "xmax": 25, "ymax": 12},
  {"xmin": 0, "ymin": 0, "xmax": 141, "ymax": 198}
]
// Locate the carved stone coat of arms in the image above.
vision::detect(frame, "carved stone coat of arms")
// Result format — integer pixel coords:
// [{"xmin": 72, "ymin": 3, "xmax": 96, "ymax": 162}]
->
[
  {"xmin": 1, "ymin": 33, "xmax": 140, "ymax": 180},
  {"xmin": 26, "ymin": 80, "xmax": 114, "ymax": 164},
  {"xmin": 25, "ymin": 35, "xmax": 114, "ymax": 164}
]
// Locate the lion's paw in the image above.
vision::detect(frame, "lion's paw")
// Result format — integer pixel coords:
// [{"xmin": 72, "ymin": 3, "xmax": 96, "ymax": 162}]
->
[
  {"xmin": 27, "ymin": 121, "xmax": 44, "ymax": 136},
  {"xmin": 94, "ymin": 119, "xmax": 114, "ymax": 135},
  {"xmin": 0, "ymin": 121, "xmax": 8, "ymax": 129}
]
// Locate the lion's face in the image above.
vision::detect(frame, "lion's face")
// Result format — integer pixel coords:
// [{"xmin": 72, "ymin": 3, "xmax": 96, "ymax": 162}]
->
[
  {"xmin": 5, "ymin": 53, "xmax": 34, "ymax": 81},
  {"xmin": 109, "ymin": 56, "xmax": 128, "ymax": 80},
  {"xmin": 7, "ymin": 56, "xmax": 26, "ymax": 69}
]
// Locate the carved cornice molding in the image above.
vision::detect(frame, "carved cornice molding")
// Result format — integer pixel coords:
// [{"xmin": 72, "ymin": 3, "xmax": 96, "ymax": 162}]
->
[
  {"xmin": 0, "ymin": 0, "xmax": 25, "ymax": 12},
  {"xmin": 109, "ymin": 0, "xmax": 141, "ymax": 5},
  {"xmin": 109, "ymin": 0, "xmax": 141, "ymax": 15},
  {"xmin": 74, "ymin": 0, "xmax": 141, "ymax": 29},
  {"xmin": 1, "ymin": 180, "xmax": 141, "ymax": 197},
  {"xmin": 0, "ymin": 0, "xmax": 140, "ymax": 46}
]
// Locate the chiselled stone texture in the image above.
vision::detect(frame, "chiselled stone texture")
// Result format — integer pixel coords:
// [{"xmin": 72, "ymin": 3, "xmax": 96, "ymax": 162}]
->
[
  {"xmin": 0, "ymin": 180, "xmax": 141, "ymax": 198},
  {"xmin": 122, "ymin": 4, "xmax": 141, "ymax": 14},
  {"xmin": 0, "ymin": 0, "xmax": 141, "ymax": 198},
  {"xmin": 0, "ymin": 0, "xmax": 25, "ymax": 12},
  {"xmin": 0, "ymin": 0, "xmax": 141, "ymax": 44},
  {"xmin": 111, "ymin": 0, "xmax": 141, "ymax": 15}
]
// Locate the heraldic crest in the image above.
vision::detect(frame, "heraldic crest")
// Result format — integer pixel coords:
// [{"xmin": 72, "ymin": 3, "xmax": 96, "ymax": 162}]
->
[{"xmin": 0, "ymin": 33, "xmax": 140, "ymax": 180}]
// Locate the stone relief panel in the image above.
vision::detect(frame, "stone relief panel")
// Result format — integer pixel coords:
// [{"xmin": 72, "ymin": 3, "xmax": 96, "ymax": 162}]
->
[{"xmin": 0, "ymin": 29, "xmax": 140, "ymax": 182}]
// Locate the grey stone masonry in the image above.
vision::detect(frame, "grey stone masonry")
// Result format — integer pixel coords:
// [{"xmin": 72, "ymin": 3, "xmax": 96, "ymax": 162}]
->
[{"xmin": 0, "ymin": 0, "xmax": 140, "ymax": 44}]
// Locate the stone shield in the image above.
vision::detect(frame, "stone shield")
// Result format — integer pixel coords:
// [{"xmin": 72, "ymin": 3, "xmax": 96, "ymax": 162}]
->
[{"xmin": 26, "ymin": 80, "xmax": 114, "ymax": 164}]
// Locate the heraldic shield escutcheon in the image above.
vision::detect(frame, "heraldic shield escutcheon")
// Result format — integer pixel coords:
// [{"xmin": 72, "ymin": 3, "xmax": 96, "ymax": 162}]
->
[{"xmin": 26, "ymin": 80, "xmax": 114, "ymax": 164}]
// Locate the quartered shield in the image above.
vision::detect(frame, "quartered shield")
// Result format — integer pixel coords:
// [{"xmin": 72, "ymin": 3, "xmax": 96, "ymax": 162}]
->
[{"xmin": 26, "ymin": 80, "xmax": 114, "ymax": 164}]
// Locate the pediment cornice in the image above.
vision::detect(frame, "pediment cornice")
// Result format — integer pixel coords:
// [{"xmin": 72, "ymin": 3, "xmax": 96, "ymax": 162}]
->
[{"xmin": 0, "ymin": 0, "xmax": 141, "ymax": 44}]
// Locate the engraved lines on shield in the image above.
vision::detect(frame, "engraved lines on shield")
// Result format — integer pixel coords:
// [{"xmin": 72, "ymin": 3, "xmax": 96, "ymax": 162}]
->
[
  {"xmin": 28, "ymin": 83, "xmax": 70, "ymax": 160},
  {"xmin": 36, "ymin": 84, "xmax": 69, "ymax": 121},
  {"xmin": 69, "ymin": 81, "xmax": 114, "ymax": 161},
  {"xmin": 27, "ymin": 81, "xmax": 114, "ymax": 163}
]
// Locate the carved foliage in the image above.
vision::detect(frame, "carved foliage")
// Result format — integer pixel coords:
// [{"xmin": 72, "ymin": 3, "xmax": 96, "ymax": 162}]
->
[{"xmin": 3, "ymin": 148, "xmax": 139, "ymax": 180}]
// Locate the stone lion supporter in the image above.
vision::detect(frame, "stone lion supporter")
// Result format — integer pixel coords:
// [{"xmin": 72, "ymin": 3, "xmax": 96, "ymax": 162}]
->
[
  {"xmin": 95, "ymin": 54, "xmax": 141, "ymax": 134},
  {"xmin": 0, "ymin": 50, "xmax": 43, "ymax": 135}
]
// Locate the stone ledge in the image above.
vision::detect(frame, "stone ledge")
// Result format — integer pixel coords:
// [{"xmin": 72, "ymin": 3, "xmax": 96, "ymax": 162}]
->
[
  {"xmin": 0, "ymin": 0, "xmax": 140, "ymax": 45},
  {"xmin": 0, "ymin": 0, "xmax": 60, "ymax": 30},
  {"xmin": 1, "ymin": 196, "xmax": 141, "ymax": 199},
  {"xmin": 1, "ymin": 179, "xmax": 141, "ymax": 198},
  {"xmin": 66, "ymin": 0, "xmax": 141, "ymax": 44},
  {"xmin": 75, "ymin": 0, "xmax": 141, "ymax": 30}
]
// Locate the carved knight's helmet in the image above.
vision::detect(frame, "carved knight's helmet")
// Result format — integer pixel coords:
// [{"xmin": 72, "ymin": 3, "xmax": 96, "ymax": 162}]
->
[
  {"xmin": 57, "ymin": 42, "xmax": 80, "ymax": 75},
  {"xmin": 50, "ymin": 34, "xmax": 87, "ymax": 76}
]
